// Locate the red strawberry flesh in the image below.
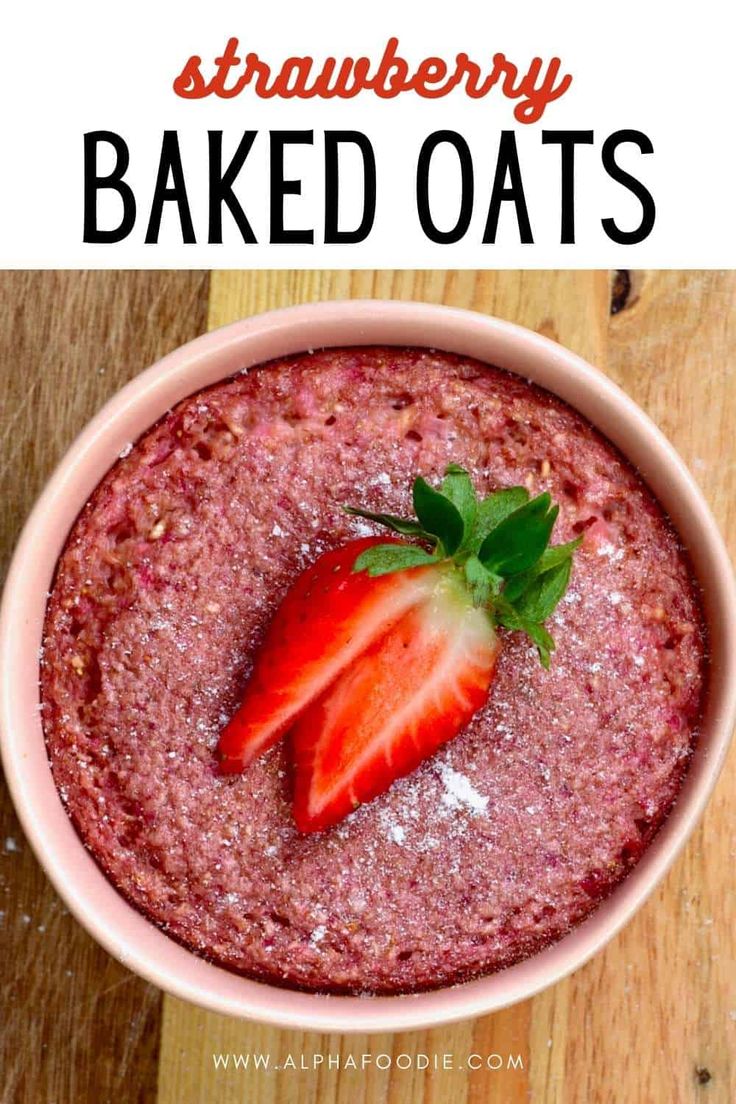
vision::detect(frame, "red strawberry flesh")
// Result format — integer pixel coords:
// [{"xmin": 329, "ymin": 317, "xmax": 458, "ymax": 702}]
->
[
  {"xmin": 216, "ymin": 538, "xmax": 436, "ymax": 773},
  {"xmin": 291, "ymin": 569, "xmax": 500, "ymax": 832}
]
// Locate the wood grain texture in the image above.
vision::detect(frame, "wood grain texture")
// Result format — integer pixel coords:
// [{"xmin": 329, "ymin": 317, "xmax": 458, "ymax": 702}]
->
[
  {"xmin": 0, "ymin": 271, "xmax": 210, "ymax": 1104},
  {"xmin": 1, "ymin": 270, "xmax": 734, "ymax": 1104}
]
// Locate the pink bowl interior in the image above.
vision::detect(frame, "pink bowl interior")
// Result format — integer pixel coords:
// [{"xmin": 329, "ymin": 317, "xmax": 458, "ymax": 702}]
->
[{"xmin": 2, "ymin": 300, "xmax": 735, "ymax": 1033}]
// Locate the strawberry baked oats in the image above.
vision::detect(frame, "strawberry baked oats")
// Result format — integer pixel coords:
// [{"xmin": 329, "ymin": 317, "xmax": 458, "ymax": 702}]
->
[{"xmin": 41, "ymin": 346, "xmax": 706, "ymax": 994}]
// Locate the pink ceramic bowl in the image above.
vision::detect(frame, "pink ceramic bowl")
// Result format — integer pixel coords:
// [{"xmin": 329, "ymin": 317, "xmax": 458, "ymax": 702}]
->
[{"xmin": 1, "ymin": 300, "xmax": 735, "ymax": 1032}]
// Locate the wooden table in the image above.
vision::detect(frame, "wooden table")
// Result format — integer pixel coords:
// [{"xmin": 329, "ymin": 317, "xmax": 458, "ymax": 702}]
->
[{"xmin": 1, "ymin": 270, "xmax": 734, "ymax": 1104}]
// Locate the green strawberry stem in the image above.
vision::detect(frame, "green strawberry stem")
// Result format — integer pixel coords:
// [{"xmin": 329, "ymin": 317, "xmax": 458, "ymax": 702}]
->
[{"xmin": 344, "ymin": 464, "xmax": 581, "ymax": 668}]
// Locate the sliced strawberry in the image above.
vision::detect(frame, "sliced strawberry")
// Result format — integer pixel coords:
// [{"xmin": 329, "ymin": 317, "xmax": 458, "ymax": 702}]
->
[
  {"xmin": 291, "ymin": 569, "xmax": 500, "ymax": 832},
  {"xmin": 216, "ymin": 537, "xmax": 436, "ymax": 774},
  {"xmin": 216, "ymin": 464, "xmax": 580, "ymax": 833}
]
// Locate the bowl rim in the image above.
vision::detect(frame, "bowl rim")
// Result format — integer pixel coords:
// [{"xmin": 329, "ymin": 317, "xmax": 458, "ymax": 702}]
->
[{"xmin": 2, "ymin": 298, "xmax": 735, "ymax": 1033}]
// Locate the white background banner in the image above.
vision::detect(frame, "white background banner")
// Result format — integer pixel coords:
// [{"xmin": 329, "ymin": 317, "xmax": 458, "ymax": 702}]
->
[{"xmin": 0, "ymin": 0, "xmax": 733, "ymax": 268}]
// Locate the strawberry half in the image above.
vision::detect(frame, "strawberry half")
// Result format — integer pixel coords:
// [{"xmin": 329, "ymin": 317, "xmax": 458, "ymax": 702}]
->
[
  {"xmin": 291, "ymin": 569, "xmax": 501, "ymax": 832},
  {"xmin": 216, "ymin": 464, "xmax": 581, "ymax": 833},
  {"xmin": 216, "ymin": 537, "xmax": 436, "ymax": 774}
]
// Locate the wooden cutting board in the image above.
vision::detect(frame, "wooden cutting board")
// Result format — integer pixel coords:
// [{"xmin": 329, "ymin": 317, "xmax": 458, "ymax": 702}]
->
[{"xmin": 0, "ymin": 270, "xmax": 733, "ymax": 1104}]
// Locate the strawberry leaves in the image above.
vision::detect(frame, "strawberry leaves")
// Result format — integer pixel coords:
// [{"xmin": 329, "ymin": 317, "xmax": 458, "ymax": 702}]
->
[
  {"xmin": 478, "ymin": 493, "xmax": 559, "ymax": 576},
  {"xmin": 343, "ymin": 507, "xmax": 427, "ymax": 538},
  {"xmin": 441, "ymin": 463, "xmax": 478, "ymax": 544},
  {"xmin": 514, "ymin": 558, "xmax": 573, "ymax": 622},
  {"xmin": 412, "ymin": 475, "xmax": 464, "ymax": 555},
  {"xmin": 352, "ymin": 543, "xmax": 437, "ymax": 576},
  {"xmin": 464, "ymin": 554, "xmax": 495, "ymax": 607},
  {"xmin": 502, "ymin": 537, "xmax": 582, "ymax": 602},
  {"xmin": 345, "ymin": 464, "xmax": 580, "ymax": 666},
  {"xmin": 473, "ymin": 486, "xmax": 529, "ymax": 546}
]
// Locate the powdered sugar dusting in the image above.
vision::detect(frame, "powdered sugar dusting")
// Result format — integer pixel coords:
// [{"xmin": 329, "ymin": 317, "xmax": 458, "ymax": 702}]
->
[
  {"xmin": 438, "ymin": 764, "xmax": 489, "ymax": 815},
  {"xmin": 597, "ymin": 541, "xmax": 625, "ymax": 563}
]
